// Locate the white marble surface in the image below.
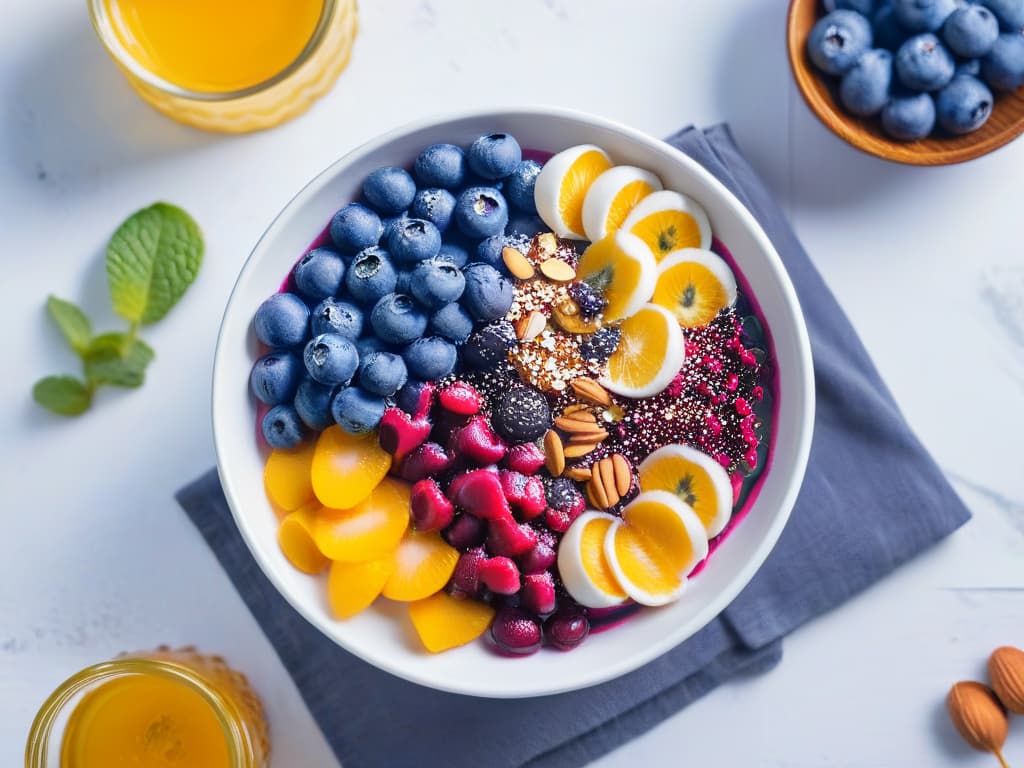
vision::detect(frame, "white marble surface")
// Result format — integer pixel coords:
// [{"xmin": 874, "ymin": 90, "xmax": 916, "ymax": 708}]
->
[{"xmin": 2, "ymin": 0, "xmax": 1023, "ymax": 765}]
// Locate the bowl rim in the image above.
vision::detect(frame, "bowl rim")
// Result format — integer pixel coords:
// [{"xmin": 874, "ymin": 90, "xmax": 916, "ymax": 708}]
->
[
  {"xmin": 785, "ymin": 0, "xmax": 1024, "ymax": 166},
  {"xmin": 212, "ymin": 106, "xmax": 815, "ymax": 697}
]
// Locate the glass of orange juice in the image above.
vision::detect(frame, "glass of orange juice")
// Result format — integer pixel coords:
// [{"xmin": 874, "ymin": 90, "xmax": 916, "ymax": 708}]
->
[
  {"xmin": 25, "ymin": 647, "xmax": 270, "ymax": 767},
  {"xmin": 87, "ymin": 0, "xmax": 358, "ymax": 133}
]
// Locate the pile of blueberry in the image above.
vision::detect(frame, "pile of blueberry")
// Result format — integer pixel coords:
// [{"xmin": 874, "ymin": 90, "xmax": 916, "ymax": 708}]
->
[
  {"xmin": 250, "ymin": 132, "xmax": 545, "ymax": 448},
  {"xmin": 807, "ymin": 0, "xmax": 1024, "ymax": 140}
]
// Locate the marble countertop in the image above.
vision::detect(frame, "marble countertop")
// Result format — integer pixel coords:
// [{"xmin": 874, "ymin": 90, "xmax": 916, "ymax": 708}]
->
[{"xmin": 3, "ymin": 1, "xmax": 1023, "ymax": 765}]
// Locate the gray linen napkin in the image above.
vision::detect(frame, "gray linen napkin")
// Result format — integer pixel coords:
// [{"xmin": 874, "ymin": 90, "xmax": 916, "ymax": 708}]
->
[{"xmin": 177, "ymin": 124, "xmax": 970, "ymax": 768}]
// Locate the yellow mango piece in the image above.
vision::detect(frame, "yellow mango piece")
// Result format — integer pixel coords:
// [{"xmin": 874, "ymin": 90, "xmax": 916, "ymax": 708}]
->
[
  {"xmin": 278, "ymin": 503, "xmax": 329, "ymax": 574},
  {"xmin": 264, "ymin": 442, "xmax": 316, "ymax": 512},
  {"xmin": 327, "ymin": 557, "xmax": 395, "ymax": 619},
  {"xmin": 409, "ymin": 591, "xmax": 496, "ymax": 653},
  {"xmin": 312, "ymin": 478, "xmax": 410, "ymax": 562},
  {"xmin": 311, "ymin": 426, "xmax": 391, "ymax": 509},
  {"xmin": 382, "ymin": 529, "xmax": 458, "ymax": 602}
]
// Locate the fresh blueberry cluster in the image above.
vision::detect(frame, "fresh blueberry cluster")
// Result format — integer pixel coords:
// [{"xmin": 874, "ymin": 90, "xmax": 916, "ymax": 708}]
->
[
  {"xmin": 249, "ymin": 132, "xmax": 542, "ymax": 448},
  {"xmin": 808, "ymin": 0, "xmax": 1024, "ymax": 140}
]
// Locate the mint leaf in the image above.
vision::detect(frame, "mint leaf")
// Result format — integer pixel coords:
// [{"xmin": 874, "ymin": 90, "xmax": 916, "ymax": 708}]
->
[
  {"xmin": 46, "ymin": 295, "xmax": 92, "ymax": 354},
  {"xmin": 106, "ymin": 203, "xmax": 204, "ymax": 325},
  {"xmin": 33, "ymin": 376, "xmax": 92, "ymax": 415},
  {"xmin": 84, "ymin": 333, "xmax": 155, "ymax": 388}
]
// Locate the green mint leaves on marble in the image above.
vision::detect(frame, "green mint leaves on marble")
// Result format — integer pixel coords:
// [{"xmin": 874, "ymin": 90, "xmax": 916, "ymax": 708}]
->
[{"xmin": 33, "ymin": 203, "xmax": 204, "ymax": 416}]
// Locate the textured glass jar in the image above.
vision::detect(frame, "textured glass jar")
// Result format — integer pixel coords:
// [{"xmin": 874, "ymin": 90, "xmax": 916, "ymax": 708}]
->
[
  {"xmin": 87, "ymin": 0, "xmax": 357, "ymax": 133},
  {"xmin": 25, "ymin": 647, "xmax": 270, "ymax": 768}
]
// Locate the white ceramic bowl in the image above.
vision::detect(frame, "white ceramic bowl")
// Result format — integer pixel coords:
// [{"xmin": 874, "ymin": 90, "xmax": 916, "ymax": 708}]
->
[{"xmin": 213, "ymin": 108, "xmax": 814, "ymax": 698}]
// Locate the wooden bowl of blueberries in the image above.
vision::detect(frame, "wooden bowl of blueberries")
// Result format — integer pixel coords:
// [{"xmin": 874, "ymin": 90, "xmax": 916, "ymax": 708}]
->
[{"xmin": 787, "ymin": 0, "xmax": 1024, "ymax": 165}]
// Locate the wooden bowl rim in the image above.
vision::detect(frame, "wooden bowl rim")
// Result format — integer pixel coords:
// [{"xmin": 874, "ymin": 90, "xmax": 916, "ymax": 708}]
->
[{"xmin": 786, "ymin": 0, "xmax": 1024, "ymax": 166}]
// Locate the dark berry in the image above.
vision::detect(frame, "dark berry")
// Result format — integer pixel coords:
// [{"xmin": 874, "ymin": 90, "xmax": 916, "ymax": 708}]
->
[
  {"xmin": 490, "ymin": 607, "xmax": 542, "ymax": 655},
  {"xmin": 491, "ymin": 385, "xmax": 551, "ymax": 443},
  {"xmin": 545, "ymin": 477, "xmax": 585, "ymax": 516},
  {"xmin": 461, "ymin": 321, "xmax": 516, "ymax": 371},
  {"xmin": 545, "ymin": 607, "xmax": 590, "ymax": 651},
  {"xmin": 567, "ymin": 281, "xmax": 607, "ymax": 316},
  {"xmin": 579, "ymin": 327, "xmax": 622, "ymax": 364}
]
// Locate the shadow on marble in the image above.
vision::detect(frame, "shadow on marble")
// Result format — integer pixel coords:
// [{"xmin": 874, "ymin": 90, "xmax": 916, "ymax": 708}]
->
[{"xmin": 7, "ymin": 16, "xmax": 220, "ymax": 194}]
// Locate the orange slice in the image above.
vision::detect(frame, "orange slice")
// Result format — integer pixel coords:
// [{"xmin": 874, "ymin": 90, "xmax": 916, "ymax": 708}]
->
[
  {"xmin": 603, "ymin": 491, "xmax": 709, "ymax": 606},
  {"xmin": 327, "ymin": 556, "xmax": 395, "ymax": 619},
  {"xmin": 600, "ymin": 303, "xmax": 685, "ymax": 398},
  {"xmin": 311, "ymin": 425, "xmax": 391, "ymax": 509},
  {"xmin": 408, "ymin": 591, "xmax": 497, "ymax": 653},
  {"xmin": 534, "ymin": 144, "xmax": 613, "ymax": 239},
  {"xmin": 638, "ymin": 444, "xmax": 733, "ymax": 537},
  {"xmin": 311, "ymin": 477, "xmax": 410, "ymax": 562},
  {"xmin": 557, "ymin": 511, "xmax": 628, "ymax": 608},
  {"xmin": 581, "ymin": 165, "xmax": 662, "ymax": 242},
  {"xmin": 381, "ymin": 529, "xmax": 459, "ymax": 602},
  {"xmin": 652, "ymin": 248, "xmax": 737, "ymax": 328},
  {"xmin": 621, "ymin": 190, "xmax": 711, "ymax": 261},
  {"xmin": 264, "ymin": 442, "xmax": 316, "ymax": 513},
  {"xmin": 277, "ymin": 502, "xmax": 329, "ymax": 574},
  {"xmin": 576, "ymin": 231, "xmax": 658, "ymax": 322}
]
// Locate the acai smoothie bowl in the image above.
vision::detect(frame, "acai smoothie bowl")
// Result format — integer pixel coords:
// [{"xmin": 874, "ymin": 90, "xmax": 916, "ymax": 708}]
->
[{"xmin": 213, "ymin": 109, "xmax": 814, "ymax": 698}]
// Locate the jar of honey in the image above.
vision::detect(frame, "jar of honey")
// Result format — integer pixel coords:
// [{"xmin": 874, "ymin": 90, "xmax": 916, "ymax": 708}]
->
[
  {"xmin": 87, "ymin": 0, "xmax": 357, "ymax": 132},
  {"xmin": 25, "ymin": 647, "xmax": 270, "ymax": 767}
]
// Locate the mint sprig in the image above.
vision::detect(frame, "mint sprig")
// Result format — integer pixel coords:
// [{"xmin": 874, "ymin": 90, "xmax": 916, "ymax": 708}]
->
[{"xmin": 33, "ymin": 203, "xmax": 204, "ymax": 416}]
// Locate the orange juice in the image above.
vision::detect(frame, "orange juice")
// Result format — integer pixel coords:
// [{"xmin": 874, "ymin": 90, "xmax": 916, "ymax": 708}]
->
[
  {"xmin": 104, "ymin": 0, "xmax": 324, "ymax": 92},
  {"xmin": 60, "ymin": 674, "xmax": 231, "ymax": 767}
]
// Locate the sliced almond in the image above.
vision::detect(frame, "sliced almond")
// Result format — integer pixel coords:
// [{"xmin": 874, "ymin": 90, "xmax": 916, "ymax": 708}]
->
[
  {"xmin": 565, "ymin": 466, "xmax": 593, "ymax": 482},
  {"xmin": 544, "ymin": 430, "xmax": 565, "ymax": 476},
  {"xmin": 539, "ymin": 258, "xmax": 576, "ymax": 282},
  {"xmin": 536, "ymin": 232, "xmax": 558, "ymax": 256},
  {"xmin": 502, "ymin": 247, "xmax": 535, "ymax": 280},
  {"xmin": 589, "ymin": 463, "xmax": 609, "ymax": 508},
  {"xmin": 611, "ymin": 454, "xmax": 632, "ymax": 497},
  {"xmin": 514, "ymin": 310, "xmax": 546, "ymax": 341},
  {"xmin": 570, "ymin": 377, "xmax": 612, "ymax": 407},
  {"xmin": 563, "ymin": 442, "xmax": 597, "ymax": 459}
]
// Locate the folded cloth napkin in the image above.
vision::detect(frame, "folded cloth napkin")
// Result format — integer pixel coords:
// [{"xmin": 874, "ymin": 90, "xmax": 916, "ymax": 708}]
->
[{"xmin": 177, "ymin": 124, "xmax": 971, "ymax": 768}]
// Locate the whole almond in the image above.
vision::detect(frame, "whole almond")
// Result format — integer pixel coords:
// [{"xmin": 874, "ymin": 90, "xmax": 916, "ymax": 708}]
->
[
  {"xmin": 989, "ymin": 646, "xmax": 1024, "ymax": 714},
  {"xmin": 597, "ymin": 458, "xmax": 620, "ymax": 507},
  {"xmin": 544, "ymin": 430, "xmax": 565, "ymax": 476},
  {"xmin": 562, "ymin": 403, "xmax": 591, "ymax": 418},
  {"xmin": 563, "ymin": 442, "xmax": 597, "ymax": 459},
  {"xmin": 570, "ymin": 377, "xmax": 612, "ymax": 407},
  {"xmin": 946, "ymin": 681, "xmax": 1009, "ymax": 768},
  {"xmin": 554, "ymin": 414, "xmax": 599, "ymax": 433},
  {"xmin": 565, "ymin": 466, "xmax": 593, "ymax": 482},
  {"xmin": 568, "ymin": 429, "xmax": 609, "ymax": 444},
  {"xmin": 589, "ymin": 463, "xmax": 609, "ymax": 508},
  {"xmin": 611, "ymin": 454, "xmax": 632, "ymax": 496},
  {"xmin": 539, "ymin": 258, "xmax": 576, "ymax": 282},
  {"xmin": 503, "ymin": 247, "xmax": 535, "ymax": 280}
]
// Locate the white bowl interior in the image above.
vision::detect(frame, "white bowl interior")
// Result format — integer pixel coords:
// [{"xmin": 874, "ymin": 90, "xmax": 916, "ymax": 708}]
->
[{"xmin": 213, "ymin": 109, "xmax": 814, "ymax": 698}]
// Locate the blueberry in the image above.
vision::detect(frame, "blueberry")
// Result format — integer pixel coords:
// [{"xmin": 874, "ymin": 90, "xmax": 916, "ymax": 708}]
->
[
  {"xmin": 303, "ymin": 333, "xmax": 359, "ymax": 386},
  {"xmin": 262, "ymin": 404, "xmax": 306, "ymax": 449},
  {"xmin": 983, "ymin": 0, "xmax": 1024, "ymax": 31},
  {"xmin": 462, "ymin": 321, "xmax": 516, "ymax": 371},
  {"xmin": 363, "ymin": 167, "xmax": 416, "ymax": 215},
  {"xmin": 503, "ymin": 160, "xmax": 542, "ymax": 213},
  {"xmin": 330, "ymin": 203, "xmax": 383, "ymax": 253},
  {"xmin": 395, "ymin": 379, "xmax": 430, "ymax": 414},
  {"xmin": 370, "ymin": 293, "xmax": 429, "ymax": 345},
  {"xmin": 292, "ymin": 247, "xmax": 345, "ymax": 303},
  {"xmin": 387, "ymin": 218, "xmax": 442, "ymax": 263},
  {"xmin": 429, "ymin": 302, "xmax": 475, "ymax": 344},
  {"xmin": 896, "ymin": 33, "xmax": 955, "ymax": 90},
  {"xmin": 936, "ymin": 74, "xmax": 994, "ymax": 133},
  {"xmin": 893, "ymin": 0, "xmax": 956, "ymax": 32},
  {"xmin": 413, "ymin": 143, "xmax": 467, "ymax": 190},
  {"xmin": 293, "ymin": 376, "xmax": 336, "ymax": 431},
  {"xmin": 250, "ymin": 351, "xmax": 303, "ymax": 405},
  {"xmin": 476, "ymin": 235, "xmax": 506, "ymax": 269},
  {"xmin": 807, "ymin": 10, "xmax": 874, "ymax": 75},
  {"xmin": 381, "ymin": 211, "xmax": 410, "ymax": 241},
  {"xmin": 461, "ymin": 263, "xmax": 514, "ymax": 322},
  {"xmin": 454, "ymin": 187, "xmax": 509, "ymax": 240},
  {"xmin": 331, "ymin": 386, "xmax": 386, "ymax": 435},
  {"xmin": 311, "ymin": 297, "xmax": 364, "ymax": 340},
  {"xmin": 873, "ymin": 1, "xmax": 911, "ymax": 50},
  {"xmin": 881, "ymin": 89, "xmax": 937, "ymax": 138},
  {"xmin": 411, "ymin": 258, "xmax": 466, "ymax": 309},
  {"xmin": 956, "ymin": 58, "xmax": 982, "ymax": 77},
  {"xmin": 840, "ymin": 48, "xmax": 894, "ymax": 115},
  {"xmin": 982, "ymin": 32, "xmax": 1024, "ymax": 91},
  {"xmin": 395, "ymin": 269, "xmax": 413, "ymax": 295},
  {"xmin": 253, "ymin": 293, "xmax": 309, "ymax": 348},
  {"xmin": 467, "ymin": 133, "xmax": 522, "ymax": 180},
  {"xmin": 942, "ymin": 5, "xmax": 999, "ymax": 57},
  {"xmin": 356, "ymin": 336, "xmax": 387, "ymax": 358},
  {"xmin": 344, "ymin": 247, "xmax": 398, "ymax": 306},
  {"xmin": 437, "ymin": 241, "xmax": 470, "ymax": 268},
  {"xmin": 507, "ymin": 213, "xmax": 547, "ymax": 239},
  {"xmin": 357, "ymin": 351, "xmax": 408, "ymax": 396},
  {"xmin": 410, "ymin": 188, "xmax": 457, "ymax": 233},
  {"xmin": 401, "ymin": 336, "xmax": 458, "ymax": 380},
  {"xmin": 829, "ymin": 0, "xmax": 876, "ymax": 14}
]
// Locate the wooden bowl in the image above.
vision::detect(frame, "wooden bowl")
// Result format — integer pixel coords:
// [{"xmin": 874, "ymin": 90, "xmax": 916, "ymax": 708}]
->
[{"xmin": 787, "ymin": 0, "xmax": 1024, "ymax": 165}]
